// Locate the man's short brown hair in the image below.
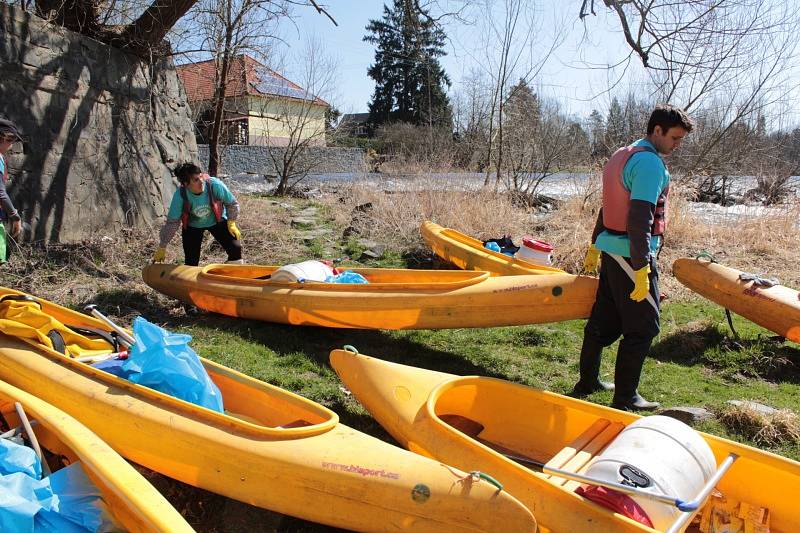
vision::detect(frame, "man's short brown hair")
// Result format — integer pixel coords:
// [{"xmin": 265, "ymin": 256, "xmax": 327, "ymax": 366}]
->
[{"xmin": 647, "ymin": 104, "xmax": 694, "ymax": 135}]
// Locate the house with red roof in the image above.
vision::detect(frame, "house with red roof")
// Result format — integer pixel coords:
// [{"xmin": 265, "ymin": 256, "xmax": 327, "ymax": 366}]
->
[{"xmin": 177, "ymin": 55, "xmax": 330, "ymax": 147}]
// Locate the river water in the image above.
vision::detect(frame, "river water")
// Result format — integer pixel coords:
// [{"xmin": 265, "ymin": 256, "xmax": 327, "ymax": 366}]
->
[{"xmin": 226, "ymin": 171, "xmax": 800, "ymax": 225}]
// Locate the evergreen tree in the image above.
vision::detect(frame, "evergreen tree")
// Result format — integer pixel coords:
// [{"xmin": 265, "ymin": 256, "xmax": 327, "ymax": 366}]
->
[
  {"xmin": 364, "ymin": 1, "xmax": 452, "ymax": 128},
  {"xmin": 604, "ymin": 97, "xmax": 626, "ymax": 151},
  {"xmin": 587, "ymin": 109, "xmax": 606, "ymax": 157}
]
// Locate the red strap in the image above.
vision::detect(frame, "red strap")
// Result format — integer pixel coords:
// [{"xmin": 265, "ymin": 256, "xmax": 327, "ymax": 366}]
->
[{"xmin": 575, "ymin": 485, "xmax": 654, "ymax": 528}]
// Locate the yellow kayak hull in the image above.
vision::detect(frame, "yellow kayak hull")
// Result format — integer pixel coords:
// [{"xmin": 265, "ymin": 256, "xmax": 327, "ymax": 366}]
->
[
  {"xmin": 330, "ymin": 348, "xmax": 800, "ymax": 533},
  {"xmin": 143, "ymin": 263, "xmax": 596, "ymax": 329},
  {"xmin": 673, "ymin": 257, "xmax": 800, "ymax": 342},
  {"xmin": 0, "ymin": 379, "xmax": 193, "ymax": 533},
  {"xmin": 0, "ymin": 287, "xmax": 536, "ymax": 532},
  {"xmin": 420, "ymin": 221, "xmax": 569, "ymax": 276}
]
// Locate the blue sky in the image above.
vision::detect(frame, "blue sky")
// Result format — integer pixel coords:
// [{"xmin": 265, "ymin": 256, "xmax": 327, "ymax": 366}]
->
[
  {"xmin": 287, "ymin": 2, "xmax": 645, "ymax": 118},
  {"xmin": 286, "ymin": 2, "xmax": 799, "ymax": 125}
]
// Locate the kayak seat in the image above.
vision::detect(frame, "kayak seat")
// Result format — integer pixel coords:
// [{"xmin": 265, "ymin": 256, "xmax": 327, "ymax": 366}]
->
[{"xmin": 544, "ymin": 418, "xmax": 625, "ymax": 491}]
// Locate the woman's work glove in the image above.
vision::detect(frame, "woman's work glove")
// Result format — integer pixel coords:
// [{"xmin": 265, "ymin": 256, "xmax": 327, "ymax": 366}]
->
[
  {"xmin": 227, "ymin": 220, "xmax": 241, "ymax": 240},
  {"xmin": 9, "ymin": 219, "xmax": 21, "ymax": 239},
  {"xmin": 583, "ymin": 244, "xmax": 601, "ymax": 274},
  {"xmin": 629, "ymin": 264, "xmax": 651, "ymax": 302},
  {"xmin": 153, "ymin": 247, "xmax": 166, "ymax": 263}
]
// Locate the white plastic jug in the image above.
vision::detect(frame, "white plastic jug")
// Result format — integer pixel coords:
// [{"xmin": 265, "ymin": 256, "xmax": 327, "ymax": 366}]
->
[
  {"xmin": 516, "ymin": 236, "xmax": 553, "ymax": 266},
  {"xmin": 271, "ymin": 260, "xmax": 334, "ymax": 283},
  {"xmin": 583, "ymin": 415, "xmax": 716, "ymax": 530}
]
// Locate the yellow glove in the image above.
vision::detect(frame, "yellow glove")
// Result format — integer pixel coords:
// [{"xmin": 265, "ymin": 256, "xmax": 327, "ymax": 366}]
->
[
  {"xmin": 153, "ymin": 247, "xmax": 166, "ymax": 263},
  {"xmin": 583, "ymin": 244, "xmax": 601, "ymax": 274},
  {"xmin": 630, "ymin": 264, "xmax": 651, "ymax": 302},
  {"xmin": 227, "ymin": 220, "xmax": 241, "ymax": 240}
]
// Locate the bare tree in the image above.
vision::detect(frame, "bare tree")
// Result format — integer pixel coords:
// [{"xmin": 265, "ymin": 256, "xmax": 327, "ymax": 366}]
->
[
  {"xmin": 462, "ymin": 0, "xmax": 565, "ymax": 187},
  {"xmin": 581, "ymin": 0, "xmax": 800, "ymax": 179},
  {"xmin": 452, "ymin": 68, "xmax": 493, "ymax": 170},
  {"xmin": 256, "ymin": 36, "xmax": 341, "ymax": 195},
  {"xmin": 175, "ymin": 0, "xmax": 289, "ymax": 175},
  {"xmin": 503, "ymin": 89, "xmax": 589, "ymax": 202}
]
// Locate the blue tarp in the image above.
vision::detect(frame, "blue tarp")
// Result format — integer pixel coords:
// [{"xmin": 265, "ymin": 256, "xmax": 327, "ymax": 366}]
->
[
  {"xmin": 0, "ymin": 438, "xmax": 115, "ymax": 532},
  {"xmin": 120, "ymin": 317, "xmax": 225, "ymax": 413}
]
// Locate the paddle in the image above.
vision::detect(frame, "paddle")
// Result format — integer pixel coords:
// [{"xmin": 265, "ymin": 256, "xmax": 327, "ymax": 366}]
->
[{"xmin": 83, "ymin": 305, "xmax": 135, "ymax": 347}]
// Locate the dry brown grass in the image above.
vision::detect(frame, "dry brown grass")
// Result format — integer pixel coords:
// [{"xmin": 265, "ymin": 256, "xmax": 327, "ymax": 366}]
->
[
  {"xmin": 2, "ymin": 174, "xmax": 798, "ymax": 306},
  {"xmin": 324, "ymin": 172, "xmax": 800, "ymax": 299},
  {"xmin": 718, "ymin": 402, "xmax": 800, "ymax": 447}
]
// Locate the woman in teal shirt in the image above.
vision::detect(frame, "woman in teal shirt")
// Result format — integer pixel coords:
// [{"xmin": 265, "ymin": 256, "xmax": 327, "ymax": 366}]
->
[{"xmin": 153, "ymin": 163, "xmax": 242, "ymax": 266}]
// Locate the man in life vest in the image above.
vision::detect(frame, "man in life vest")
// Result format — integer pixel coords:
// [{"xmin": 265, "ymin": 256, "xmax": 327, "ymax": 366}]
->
[
  {"xmin": 0, "ymin": 118, "xmax": 23, "ymax": 263},
  {"xmin": 573, "ymin": 104, "xmax": 693, "ymax": 411},
  {"xmin": 153, "ymin": 162, "xmax": 242, "ymax": 266}
]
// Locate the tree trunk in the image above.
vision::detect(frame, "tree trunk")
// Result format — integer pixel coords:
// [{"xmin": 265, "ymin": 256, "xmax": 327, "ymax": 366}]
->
[
  {"xmin": 119, "ymin": 0, "xmax": 198, "ymax": 49},
  {"xmin": 208, "ymin": 53, "xmax": 232, "ymax": 176}
]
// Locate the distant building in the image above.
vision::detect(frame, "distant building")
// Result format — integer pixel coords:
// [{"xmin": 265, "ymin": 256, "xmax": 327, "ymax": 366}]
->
[
  {"xmin": 339, "ymin": 112, "xmax": 372, "ymax": 138},
  {"xmin": 177, "ymin": 55, "xmax": 330, "ymax": 147}
]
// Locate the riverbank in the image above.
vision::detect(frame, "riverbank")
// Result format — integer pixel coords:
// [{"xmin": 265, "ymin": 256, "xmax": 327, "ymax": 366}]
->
[{"xmin": 1, "ymin": 181, "xmax": 798, "ymax": 531}]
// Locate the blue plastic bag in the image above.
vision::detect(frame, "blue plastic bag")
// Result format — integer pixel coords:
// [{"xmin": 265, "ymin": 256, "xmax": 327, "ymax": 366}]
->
[
  {"xmin": 121, "ymin": 317, "xmax": 224, "ymax": 413},
  {"xmin": 0, "ymin": 437, "xmax": 41, "ymax": 478},
  {"xmin": 36, "ymin": 462, "xmax": 117, "ymax": 533},
  {"xmin": 325, "ymin": 271, "xmax": 369, "ymax": 284},
  {"xmin": 0, "ymin": 472, "xmax": 55, "ymax": 532},
  {"xmin": 0, "ymin": 437, "xmax": 114, "ymax": 533},
  {"xmin": 484, "ymin": 241, "xmax": 501, "ymax": 253}
]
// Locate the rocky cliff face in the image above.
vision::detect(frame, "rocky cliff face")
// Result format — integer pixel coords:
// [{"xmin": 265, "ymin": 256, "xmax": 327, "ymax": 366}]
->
[{"xmin": 0, "ymin": 4, "xmax": 196, "ymax": 242}]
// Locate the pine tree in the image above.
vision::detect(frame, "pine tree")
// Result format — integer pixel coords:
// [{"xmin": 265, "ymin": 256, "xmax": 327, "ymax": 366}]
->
[
  {"xmin": 364, "ymin": 0, "xmax": 452, "ymax": 128},
  {"xmin": 604, "ymin": 97, "xmax": 625, "ymax": 151}
]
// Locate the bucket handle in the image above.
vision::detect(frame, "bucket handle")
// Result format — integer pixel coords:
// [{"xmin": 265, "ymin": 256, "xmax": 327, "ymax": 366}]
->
[
  {"xmin": 513, "ymin": 452, "xmax": 738, "ymax": 516},
  {"xmin": 665, "ymin": 453, "xmax": 738, "ymax": 533}
]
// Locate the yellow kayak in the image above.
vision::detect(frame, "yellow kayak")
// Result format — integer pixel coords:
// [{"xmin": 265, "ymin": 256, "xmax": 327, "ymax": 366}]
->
[
  {"xmin": 330, "ymin": 347, "xmax": 800, "ymax": 533},
  {"xmin": 142, "ymin": 263, "xmax": 596, "ymax": 329},
  {"xmin": 673, "ymin": 257, "xmax": 800, "ymax": 342},
  {"xmin": 0, "ymin": 379, "xmax": 193, "ymax": 533},
  {"xmin": 0, "ymin": 287, "xmax": 536, "ymax": 532},
  {"xmin": 420, "ymin": 221, "xmax": 569, "ymax": 276}
]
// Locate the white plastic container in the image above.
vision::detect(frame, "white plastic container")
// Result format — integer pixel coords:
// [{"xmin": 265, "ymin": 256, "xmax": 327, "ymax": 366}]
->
[
  {"xmin": 583, "ymin": 415, "xmax": 716, "ymax": 530},
  {"xmin": 271, "ymin": 260, "xmax": 334, "ymax": 283},
  {"xmin": 516, "ymin": 236, "xmax": 554, "ymax": 266}
]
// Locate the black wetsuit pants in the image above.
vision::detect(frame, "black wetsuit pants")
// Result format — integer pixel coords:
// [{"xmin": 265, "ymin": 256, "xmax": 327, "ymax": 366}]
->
[
  {"xmin": 181, "ymin": 219, "xmax": 242, "ymax": 266},
  {"xmin": 579, "ymin": 252, "xmax": 660, "ymax": 404}
]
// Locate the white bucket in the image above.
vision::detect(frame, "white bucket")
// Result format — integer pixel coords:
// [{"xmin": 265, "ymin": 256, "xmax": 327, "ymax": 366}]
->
[
  {"xmin": 584, "ymin": 416, "xmax": 716, "ymax": 530},
  {"xmin": 271, "ymin": 260, "xmax": 334, "ymax": 283},
  {"xmin": 516, "ymin": 236, "xmax": 554, "ymax": 266}
]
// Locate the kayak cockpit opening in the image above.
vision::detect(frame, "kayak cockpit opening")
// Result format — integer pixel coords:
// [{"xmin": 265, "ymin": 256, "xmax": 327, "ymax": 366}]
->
[
  {"xmin": 201, "ymin": 264, "xmax": 490, "ymax": 288},
  {"xmin": 430, "ymin": 377, "xmax": 624, "ymax": 468}
]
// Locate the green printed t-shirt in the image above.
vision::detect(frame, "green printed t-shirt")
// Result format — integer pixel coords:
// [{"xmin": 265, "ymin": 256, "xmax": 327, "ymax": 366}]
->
[
  {"xmin": 166, "ymin": 177, "xmax": 235, "ymax": 228},
  {"xmin": 595, "ymin": 139, "xmax": 669, "ymax": 258}
]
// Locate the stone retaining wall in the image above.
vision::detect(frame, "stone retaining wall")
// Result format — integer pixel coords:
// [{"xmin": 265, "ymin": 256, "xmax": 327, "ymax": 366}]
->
[
  {"xmin": 197, "ymin": 145, "xmax": 366, "ymax": 175},
  {"xmin": 0, "ymin": 4, "xmax": 196, "ymax": 241}
]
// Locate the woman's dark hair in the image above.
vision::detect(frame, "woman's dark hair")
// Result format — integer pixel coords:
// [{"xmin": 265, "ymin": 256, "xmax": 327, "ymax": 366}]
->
[
  {"xmin": 173, "ymin": 162, "xmax": 203, "ymax": 185},
  {"xmin": 647, "ymin": 104, "xmax": 694, "ymax": 135}
]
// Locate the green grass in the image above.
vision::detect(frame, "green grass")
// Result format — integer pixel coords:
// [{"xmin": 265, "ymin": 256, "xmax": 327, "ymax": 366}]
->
[{"xmin": 111, "ymin": 290, "xmax": 800, "ymax": 462}]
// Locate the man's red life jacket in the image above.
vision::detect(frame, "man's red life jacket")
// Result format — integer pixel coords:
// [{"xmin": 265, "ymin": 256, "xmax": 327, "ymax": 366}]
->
[
  {"xmin": 180, "ymin": 174, "xmax": 223, "ymax": 229},
  {"xmin": 601, "ymin": 144, "xmax": 668, "ymax": 237}
]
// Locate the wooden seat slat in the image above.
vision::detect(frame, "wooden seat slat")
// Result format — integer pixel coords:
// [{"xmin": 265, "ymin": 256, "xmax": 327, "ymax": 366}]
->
[{"xmin": 545, "ymin": 420, "xmax": 625, "ymax": 488}]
